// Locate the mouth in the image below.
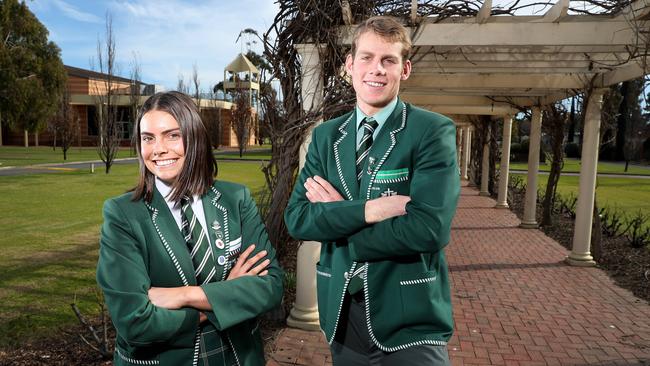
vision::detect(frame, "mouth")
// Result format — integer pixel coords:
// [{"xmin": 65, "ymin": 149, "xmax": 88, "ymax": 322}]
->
[
  {"xmin": 364, "ymin": 81, "xmax": 386, "ymax": 88},
  {"xmin": 154, "ymin": 159, "xmax": 178, "ymax": 167}
]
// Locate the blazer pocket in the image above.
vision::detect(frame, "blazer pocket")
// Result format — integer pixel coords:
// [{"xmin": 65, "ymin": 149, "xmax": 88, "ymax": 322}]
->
[
  {"xmin": 371, "ymin": 168, "xmax": 410, "ymax": 197},
  {"xmin": 315, "ymin": 264, "xmax": 332, "ymax": 328},
  {"xmin": 399, "ymin": 271, "xmax": 439, "ymax": 326}
]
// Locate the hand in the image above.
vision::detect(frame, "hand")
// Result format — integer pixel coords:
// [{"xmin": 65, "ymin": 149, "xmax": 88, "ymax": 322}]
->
[
  {"xmin": 227, "ymin": 244, "xmax": 270, "ymax": 280},
  {"xmin": 365, "ymin": 195, "xmax": 411, "ymax": 224},
  {"xmin": 305, "ymin": 176, "xmax": 344, "ymax": 203},
  {"xmin": 148, "ymin": 286, "xmax": 192, "ymax": 310}
]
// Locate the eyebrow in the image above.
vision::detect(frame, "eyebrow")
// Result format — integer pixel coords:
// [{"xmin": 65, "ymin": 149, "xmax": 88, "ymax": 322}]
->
[{"xmin": 140, "ymin": 128, "xmax": 181, "ymax": 136}]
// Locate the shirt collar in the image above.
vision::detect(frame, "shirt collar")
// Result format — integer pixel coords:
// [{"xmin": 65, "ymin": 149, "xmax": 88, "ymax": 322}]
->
[
  {"xmin": 355, "ymin": 97, "xmax": 398, "ymax": 131},
  {"xmin": 155, "ymin": 177, "xmax": 173, "ymax": 201}
]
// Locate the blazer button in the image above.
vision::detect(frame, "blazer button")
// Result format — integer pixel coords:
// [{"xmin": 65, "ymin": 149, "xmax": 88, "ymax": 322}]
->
[
  {"xmin": 343, "ymin": 271, "xmax": 349, "ymax": 280},
  {"xmin": 216, "ymin": 239, "xmax": 225, "ymax": 249}
]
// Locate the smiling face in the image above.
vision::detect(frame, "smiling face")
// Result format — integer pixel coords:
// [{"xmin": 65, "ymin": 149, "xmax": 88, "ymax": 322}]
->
[
  {"xmin": 345, "ymin": 31, "xmax": 411, "ymax": 116},
  {"xmin": 139, "ymin": 110, "xmax": 185, "ymax": 184}
]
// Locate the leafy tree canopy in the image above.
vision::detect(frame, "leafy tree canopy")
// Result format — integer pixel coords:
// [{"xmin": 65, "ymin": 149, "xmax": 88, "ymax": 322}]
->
[{"xmin": 0, "ymin": 0, "xmax": 66, "ymax": 133}]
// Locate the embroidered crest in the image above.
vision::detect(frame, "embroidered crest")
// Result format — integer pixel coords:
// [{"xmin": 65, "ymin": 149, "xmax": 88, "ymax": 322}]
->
[{"xmin": 381, "ymin": 188, "xmax": 398, "ymax": 197}]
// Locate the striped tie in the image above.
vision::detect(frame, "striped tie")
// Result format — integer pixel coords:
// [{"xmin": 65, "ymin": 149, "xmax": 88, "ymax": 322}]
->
[
  {"xmin": 356, "ymin": 117, "xmax": 379, "ymax": 181},
  {"xmin": 181, "ymin": 197, "xmax": 216, "ymax": 285}
]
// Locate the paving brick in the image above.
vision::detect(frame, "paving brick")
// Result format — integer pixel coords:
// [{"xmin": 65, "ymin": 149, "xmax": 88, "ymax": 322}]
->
[{"xmin": 266, "ymin": 184, "xmax": 650, "ymax": 366}]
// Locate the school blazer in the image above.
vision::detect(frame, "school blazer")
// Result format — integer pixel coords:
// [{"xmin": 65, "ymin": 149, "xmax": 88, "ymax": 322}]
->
[
  {"xmin": 285, "ymin": 100, "xmax": 460, "ymax": 352},
  {"xmin": 97, "ymin": 180, "xmax": 283, "ymax": 366}
]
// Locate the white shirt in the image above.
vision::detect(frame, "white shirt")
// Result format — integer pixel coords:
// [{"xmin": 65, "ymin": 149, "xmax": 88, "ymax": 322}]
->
[{"xmin": 155, "ymin": 178, "xmax": 212, "ymax": 246}]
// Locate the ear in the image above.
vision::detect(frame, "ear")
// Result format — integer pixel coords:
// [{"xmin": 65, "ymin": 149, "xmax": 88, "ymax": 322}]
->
[
  {"xmin": 401, "ymin": 59, "xmax": 412, "ymax": 80},
  {"xmin": 345, "ymin": 53, "xmax": 354, "ymax": 76}
]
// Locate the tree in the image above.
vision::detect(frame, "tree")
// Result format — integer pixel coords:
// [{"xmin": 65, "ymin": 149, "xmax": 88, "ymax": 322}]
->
[
  {"xmin": 541, "ymin": 103, "xmax": 568, "ymax": 227},
  {"xmin": 611, "ymin": 78, "xmax": 643, "ymax": 168},
  {"xmin": 231, "ymin": 88, "xmax": 253, "ymax": 157},
  {"xmin": 48, "ymin": 88, "xmax": 79, "ymax": 160},
  {"xmin": 129, "ymin": 53, "xmax": 142, "ymax": 149},
  {"xmin": 93, "ymin": 13, "xmax": 120, "ymax": 174},
  {"xmin": 204, "ymin": 89, "xmax": 222, "ymax": 149},
  {"xmin": 0, "ymin": 0, "xmax": 66, "ymax": 147}
]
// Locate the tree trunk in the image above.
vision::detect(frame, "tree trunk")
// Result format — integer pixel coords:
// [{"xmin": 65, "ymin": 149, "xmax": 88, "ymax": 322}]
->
[
  {"xmin": 35, "ymin": 132, "xmax": 39, "ymax": 146},
  {"xmin": 24, "ymin": 130, "xmax": 28, "ymax": 147},
  {"xmin": 625, "ymin": 160, "xmax": 630, "ymax": 172}
]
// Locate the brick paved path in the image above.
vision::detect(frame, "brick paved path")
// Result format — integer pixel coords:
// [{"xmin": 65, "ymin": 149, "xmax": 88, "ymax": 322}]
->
[{"xmin": 266, "ymin": 184, "xmax": 650, "ymax": 365}]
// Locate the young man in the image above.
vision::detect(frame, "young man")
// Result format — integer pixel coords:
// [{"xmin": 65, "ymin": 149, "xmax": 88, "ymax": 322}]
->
[{"xmin": 284, "ymin": 16, "xmax": 460, "ymax": 365}]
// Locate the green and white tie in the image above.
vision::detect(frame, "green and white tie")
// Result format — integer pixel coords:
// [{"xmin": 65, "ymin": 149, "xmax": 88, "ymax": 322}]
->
[
  {"xmin": 356, "ymin": 117, "xmax": 379, "ymax": 181},
  {"xmin": 181, "ymin": 197, "xmax": 216, "ymax": 285}
]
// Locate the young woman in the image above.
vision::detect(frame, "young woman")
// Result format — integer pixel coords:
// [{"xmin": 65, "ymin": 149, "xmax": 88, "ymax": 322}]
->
[{"xmin": 97, "ymin": 91, "xmax": 283, "ymax": 366}]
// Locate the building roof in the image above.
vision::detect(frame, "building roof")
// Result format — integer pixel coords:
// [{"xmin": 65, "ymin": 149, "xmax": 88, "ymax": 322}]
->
[
  {"xmin": 225, "ymin": 53, "xmax": 259, "ymax": 74},
  {"xmin": 65, "ymin": 65, "xmax": 144, "ymax": 85}
]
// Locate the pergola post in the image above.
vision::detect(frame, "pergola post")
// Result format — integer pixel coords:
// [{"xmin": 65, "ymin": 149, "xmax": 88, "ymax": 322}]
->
[
  {"xmin": 287, "ymin": 43, "xmax": 323, "ymax": 331},
  {"xmin": 457, "ymin": 126, "xmax": 463, "ymax": 170},
  {"xmin": 461, "ymin": 125, "xmax": 471, "ymax": 180},
  {"xmin": 520, "ymin": 106, "xmax": 542, "ymax": 229},
  {"xmin": 479, "ymin": 134, "xmax": 490, "ymax": 196},
  {"xmin": 496, "ymin": 115, "xmax": 513, "ymax": 208},
  {"xmin": 567, "ymin": 89, "xmax": 605, "ymax": 267}
]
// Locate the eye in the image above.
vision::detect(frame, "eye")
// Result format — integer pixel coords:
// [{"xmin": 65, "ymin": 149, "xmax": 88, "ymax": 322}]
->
[
  {"xmin": 168, "ymin": 132, "xmax": 182, "ymax": 140},
  {"xmin": 141, "ymin": 135, "xmax": 153, "ymax": 143}
]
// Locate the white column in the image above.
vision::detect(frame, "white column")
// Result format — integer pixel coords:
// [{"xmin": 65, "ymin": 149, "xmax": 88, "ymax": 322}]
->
[
  {"xmin": 496, "ymin": 115, "xmax": 513, "ymax": 208},
  {"xmin": 456, "ymin": 126, "xmax": 463, "ymax": 170},
  {"xmin": 567, "ymin": 89, "xmax": 605, "ymax": 267},
  {"xmin": 520, "ymin": 107, "xmax": 542, "ymax": 229},
  {"xmin": 461, "ymin": 126, "xmax": 471, "ymax": 180},
  {"xmin": 479, "ymin": 135, "xmax": 490, "ymax": 196},
  {"xmin": 287, "ymin": 43, "xmax": 323, "ymax": 331}
]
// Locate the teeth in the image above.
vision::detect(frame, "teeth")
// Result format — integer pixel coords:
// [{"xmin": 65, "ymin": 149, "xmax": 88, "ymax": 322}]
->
[
  {"xmin": 155, "ymin": 159, "xmax": 176, "ymax": 166},
  {"xmin": 366, "ymin": 81, "xmax": 385, "ymax": 87}
]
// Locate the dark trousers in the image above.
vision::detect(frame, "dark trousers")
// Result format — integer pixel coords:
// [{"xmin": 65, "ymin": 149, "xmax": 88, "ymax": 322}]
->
[{"xmin": 330, "ymin": 295, "xmax": 451, "ymax": 366}]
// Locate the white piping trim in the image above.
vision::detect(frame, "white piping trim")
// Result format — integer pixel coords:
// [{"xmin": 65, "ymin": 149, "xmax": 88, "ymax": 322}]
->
[
  {"xmin": 327, "ymin": 262, "xmax": 357, "ymax": 345},
  {"xmin": 316, "ymin": 270, "xmax": 332, "ymax": 278},
  {"xmin": 399, "ymin": 276, "xmax": 437, "ymax": 286},
  {"xmin": 333, "ymin": 114, "xmax": 355, "ymax": 201},
  {"xmin": 210, "ymin": 187, "xmax": 232, "ymax": 282},
  {"xmin": 146, "ymin": 203, "xmax": 189, "ymax": 286},
  {"xmin": 116, "ymin": 349, "xmax": 159, "ymax": 365},
  {"xmin": 374, "ymin": 176, "xmax": 409, "ymax": 184}
]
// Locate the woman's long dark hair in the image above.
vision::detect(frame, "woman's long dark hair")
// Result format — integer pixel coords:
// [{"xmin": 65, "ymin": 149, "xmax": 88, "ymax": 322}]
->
[{"xmin": 131, "ymin": 91, "xmax": 218, "ymax": 204}]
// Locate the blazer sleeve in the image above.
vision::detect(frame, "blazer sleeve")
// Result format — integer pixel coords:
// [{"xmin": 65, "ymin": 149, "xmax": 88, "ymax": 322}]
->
[
  {"xmin": 284, "ymin": 126, "xmax": 368, "ymax": 242},
  {"xmin": 348, "ymin": 117, "xmax": 460, "ymax": 262},
  {"xmin": 97, "ymin": 199, "xmax": 199, "ymax": 348},
  {"xmin": 201, "ymin": 186, "xmax": 284, "ymax": 330}
]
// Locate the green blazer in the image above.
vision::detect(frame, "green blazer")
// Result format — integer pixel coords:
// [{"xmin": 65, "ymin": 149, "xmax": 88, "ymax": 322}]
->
[
  {"xmin": 97, "ymin": 181, "xmax": 283, "ymax": 366},
  {"xmin": 285, "ymin": 100, "xmax": 460, "ymax": 352}
]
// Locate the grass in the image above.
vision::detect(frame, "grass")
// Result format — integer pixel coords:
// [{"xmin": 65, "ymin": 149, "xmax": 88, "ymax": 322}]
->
[
  {"xmin": 508, "ymin": 157, "xmax": 650, "ymax": 176},
  {"xmin": 0, "ymin": 146, "xmax": 137, "ymax": 167},
  {"xmin": 515, "ymin": 173, "xmax": 650, "ymax": 228},
  {"xmin": 0, "ymin": 145, "xmax": 271, "ymax": 168},
  {"xmin": 0, "ymin": 161, "xmax": 266, "ymax": 347}
]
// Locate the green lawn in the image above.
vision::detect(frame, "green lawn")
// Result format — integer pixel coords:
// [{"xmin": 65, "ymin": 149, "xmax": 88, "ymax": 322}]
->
[
  {"xmin": 515, "ymin": 173, "xmax": 650, "ymax": 225},
  {"xmin": 0, "ymin": 145, "xmax": 270, "ymax": 168},
  {"xmin": 508, "ymin": 157, "xmax": 650, "ymax": 176},
  {"xmin": 0, "ymin": 146, "xmax": 137, "ymax": 167},
  {"xmin": 0, "ymin": 161, "xmax": 266, "ymax": 347}
]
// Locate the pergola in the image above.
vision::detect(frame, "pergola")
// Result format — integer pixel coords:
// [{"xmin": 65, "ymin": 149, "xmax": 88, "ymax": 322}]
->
[{"xmin": 287, "ymin": 0, "xmax": 650, "ymax": 330}]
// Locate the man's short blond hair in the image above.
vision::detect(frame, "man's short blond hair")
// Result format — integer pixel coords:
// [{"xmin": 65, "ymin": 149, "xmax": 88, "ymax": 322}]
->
[{"xmin": 350, "ymin": 16, "xmax": 412, "ymax": 60}]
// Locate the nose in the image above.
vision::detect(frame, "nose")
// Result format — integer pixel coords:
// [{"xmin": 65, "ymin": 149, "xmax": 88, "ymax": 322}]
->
[
  {"xmin": 372, "ymin": 60, "xmax": 386, "ymax": 75},
  {"xmin": 152, "ymin": 139, "xmax": 167, "ymax": 155}
]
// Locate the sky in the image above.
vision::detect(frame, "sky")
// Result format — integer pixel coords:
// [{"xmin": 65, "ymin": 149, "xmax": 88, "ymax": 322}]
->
[{"xmin": 26, "ymin": 0, "xmax": 279, "ymax": 92}]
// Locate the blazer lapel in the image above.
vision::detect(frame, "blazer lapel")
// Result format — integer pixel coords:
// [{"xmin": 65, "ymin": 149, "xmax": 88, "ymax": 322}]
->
[
  {"xmin": 361, "ymin": 100, "xmax": 408, "ymax": 198},
  {"xmin": 202, "ymin": 186, "xmax": 231, "ymax": 282},
  {"xmin": 333, "ymin": 111, "xmax": 360, "ymax": 200},
  {"xmin": 146, "ymin": 190, "xmax": 196, "ymax": 286}
]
